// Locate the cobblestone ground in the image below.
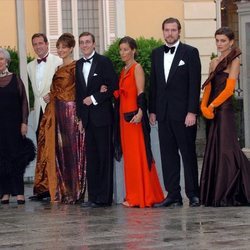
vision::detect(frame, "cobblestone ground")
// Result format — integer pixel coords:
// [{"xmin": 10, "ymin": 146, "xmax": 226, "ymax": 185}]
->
[{"xmin": 0, "ymin": 184, "xmax": 250, "ymax": 250}]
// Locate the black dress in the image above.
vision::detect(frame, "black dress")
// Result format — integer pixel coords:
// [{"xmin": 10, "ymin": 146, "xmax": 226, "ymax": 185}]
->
[
  {"xmin": 0, "ymin": 74, "xmax": 35, "ymax": 196},
  {"xmin": 200, "ymin": 49, "xmax": 250, "ymax": 206}
]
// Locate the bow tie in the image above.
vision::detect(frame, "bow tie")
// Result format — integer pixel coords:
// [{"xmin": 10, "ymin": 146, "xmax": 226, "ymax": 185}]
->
[
  {"xmin": 83, "ymin": 56, "xmax": 94, "ymax": 63},
  {"xmin": 37, "ymin": 55, "xmax": 48, "ymax": 64},
  {"xmin": 164, "ymin": 45, "xmax": 175, "ymax": 54}
]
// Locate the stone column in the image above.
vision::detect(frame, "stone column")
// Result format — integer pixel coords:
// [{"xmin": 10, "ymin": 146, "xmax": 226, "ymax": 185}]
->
[
  {"xmin": 237, "ymin": 1, "xmax": 250, "ymax": 158},
  {"xmin": 16, "ymin": 0, "xmax": 37, "ymax": 181},
  {"xmin": 216, "ymin": 0, "xmax": 222, "ymax": 29},
  {"xmin": 15, "ymin": 0, "xmax": 28, "ymax": 99}
]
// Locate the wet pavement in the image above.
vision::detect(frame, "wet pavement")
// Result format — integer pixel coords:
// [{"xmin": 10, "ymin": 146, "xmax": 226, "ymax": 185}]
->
[{"xmin": 1, "ymin": 184, "xmax": 250, "ymax": 250}]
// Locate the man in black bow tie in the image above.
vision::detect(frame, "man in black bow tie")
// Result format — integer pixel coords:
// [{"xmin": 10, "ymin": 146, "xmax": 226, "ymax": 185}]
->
[
  {"xmin": 149, "ymin": 17, "xmax": 201, "ymax": 207},
  {"xmin": 75, "ymin": 32, "xmax": 118, "ymax": 208},
  {"xmin": 27, "ymin": 33, "xmax": 61, "ymax": 201}
]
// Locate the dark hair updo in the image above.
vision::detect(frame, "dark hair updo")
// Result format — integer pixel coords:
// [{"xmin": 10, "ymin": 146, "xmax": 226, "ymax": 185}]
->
[
  {"xmin": 215, "ymin": 27, "xmax": 235, "ymax": 41},
  {"xmin": 56, "ymin": 33, "xmax": 76, "ymax": 48},
  {"xmin": 119, "ymin": 36, "xmax": 138, "ymax": 57}
]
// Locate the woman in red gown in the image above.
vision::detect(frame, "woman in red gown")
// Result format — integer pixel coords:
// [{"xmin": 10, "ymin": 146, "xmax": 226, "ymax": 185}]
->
[{"xmin": 114, "ymin": 36, "xmax": 164, "ymax": 208}]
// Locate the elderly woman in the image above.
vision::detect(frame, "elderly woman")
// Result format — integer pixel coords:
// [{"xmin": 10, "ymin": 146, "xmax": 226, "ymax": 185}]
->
[{"xmin": 0, "ymin": 48, "xmax": 35, "ymax": 205}]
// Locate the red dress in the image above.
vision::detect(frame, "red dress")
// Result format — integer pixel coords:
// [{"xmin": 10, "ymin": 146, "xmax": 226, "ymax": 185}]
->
[{"xmin": 118, "ymin": 63, "xmax": 164, "ymax": 208}]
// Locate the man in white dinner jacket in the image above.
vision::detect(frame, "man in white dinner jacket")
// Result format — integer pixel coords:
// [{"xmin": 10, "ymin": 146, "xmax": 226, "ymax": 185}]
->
[{"xmin": 27, "ymin": 33, "xmax": 61, "ymax": 200}]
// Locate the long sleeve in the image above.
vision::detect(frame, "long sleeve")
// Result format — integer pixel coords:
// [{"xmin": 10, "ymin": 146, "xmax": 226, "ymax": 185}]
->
[
  {"xmin": 92, "ymin": 57, "xmax": 118, "ymax": 104},
  {"xmin": 187, "ymin": 47, "xmax": 201, "ymax": 114},
  {"xmin": 149, "ymin": 51, "xmax": 157, "ymax": 114},
  {"xmin": 17, "ymin": 76, "xmax": 29, "ymax": 124}
]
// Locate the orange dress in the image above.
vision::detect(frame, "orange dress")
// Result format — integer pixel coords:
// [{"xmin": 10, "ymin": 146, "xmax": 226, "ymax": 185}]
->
[{"xmin": 119, "ymin": 63, "xmax": 164, "ymax": 208}]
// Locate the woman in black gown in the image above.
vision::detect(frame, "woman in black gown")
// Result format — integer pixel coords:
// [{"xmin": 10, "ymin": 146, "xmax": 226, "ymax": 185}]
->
[
  {"xmin": 0, "ymin": 48, "xmax": 35, "ymax": 205},
  {"xmin": 200, "ymin": 27, "xmax": 250, "ymax": 206}
]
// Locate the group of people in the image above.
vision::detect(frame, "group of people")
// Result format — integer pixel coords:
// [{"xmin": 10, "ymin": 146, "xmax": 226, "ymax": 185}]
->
[{"xmin": 1, "ymin": 17, "xmax": 250, "ymax": 208}]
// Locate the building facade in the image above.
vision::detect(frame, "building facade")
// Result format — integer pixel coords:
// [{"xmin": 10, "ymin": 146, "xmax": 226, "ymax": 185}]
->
[{"xmin": 1, "ymin": 0, "xmax": 221, "ymax": 80}]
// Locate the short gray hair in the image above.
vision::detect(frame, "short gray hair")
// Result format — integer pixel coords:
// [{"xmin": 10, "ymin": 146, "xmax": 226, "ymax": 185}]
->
[{"xmin": 0, "ymin": 48, "xmax": 11, "ymax": 66}]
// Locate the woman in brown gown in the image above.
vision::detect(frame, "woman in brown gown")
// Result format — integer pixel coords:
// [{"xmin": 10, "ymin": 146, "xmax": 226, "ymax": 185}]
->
[
  {"xmin": 35, "ymin": 33, "xmax": 86, "ymax": 203},
  {"xmin": 114, "ymin": 36, "xmax": 164, "ymax": 208},
  {"xmin": 200, "ymin": 27, "xmax": 250, "ymax": 206}
]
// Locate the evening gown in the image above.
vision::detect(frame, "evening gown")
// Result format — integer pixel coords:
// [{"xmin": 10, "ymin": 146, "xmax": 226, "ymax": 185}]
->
[
  {"xmin": 118, "ymin": 63, "xmax": 164, "ymax": 208},
  {"xmin": 0, "ymin": 74, "xmax": 35, "ymax": 196},
  {"xmin": 35, "ymin": 62, "xmax": 86, "ymax": 203},
  {"xmin": 200, "ymin": 49, "xmax": 250, "ymax": 206}
]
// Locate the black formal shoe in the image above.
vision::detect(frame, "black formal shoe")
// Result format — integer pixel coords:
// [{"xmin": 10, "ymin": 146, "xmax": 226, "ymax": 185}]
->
[
  {"xmin": 1, "ymin": 200, "xmax": 9, "ymax": 205},
  {"xmin": 189, "ymin": 196, "xmax": 200, "ymax": 207},
  {"xmin": 91, "ymin": 202, "xmax": 110, "ymax": 208},
  {"xmin": 81, "ymin": 201, "xmax": 93, "ymax": 208},
  {"xmin": 153, "ymin": 197, "xmax": 183, "ymax": 208},
  {"xmin": 29, "ymin": 191, "xmax": 50, "ymax": 201},
  {"xmin": 17, "ymin": 200, "xmax": 25, "ymax": 205}
]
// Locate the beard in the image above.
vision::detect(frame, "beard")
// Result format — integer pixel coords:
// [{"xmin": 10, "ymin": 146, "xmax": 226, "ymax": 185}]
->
[{"xmin": 165, "ymin": 35, "xmax": 180, "ymax": 46}]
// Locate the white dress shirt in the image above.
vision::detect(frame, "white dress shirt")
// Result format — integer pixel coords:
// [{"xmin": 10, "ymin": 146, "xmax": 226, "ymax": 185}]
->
[
  {"xmin": 164, "ymin": 40, "xmax": 180, "ymax": 83},
  {"xmin": 36, "ymin": 52, "xmax": 49, "ymax": 92},
  {"xmin": 82, "ymin": 51, "xmax": 97, "ymax": 105},
  {"xmin": 36, "ymin": 61, "xmax": 46, "ymax": 91}
]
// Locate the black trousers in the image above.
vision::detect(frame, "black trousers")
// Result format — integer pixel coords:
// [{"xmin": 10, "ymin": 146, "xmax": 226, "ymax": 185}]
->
[
  {"xmin": 158, "ymin": 118, "xmax": 199, "ymax": 199},
  {"xmin": 85, "ymin": 122, "xmax": 113, "ymax": 204},
  {"xmin": 36, "ymin": 108, "xmax": 44, "ymax": 140}
]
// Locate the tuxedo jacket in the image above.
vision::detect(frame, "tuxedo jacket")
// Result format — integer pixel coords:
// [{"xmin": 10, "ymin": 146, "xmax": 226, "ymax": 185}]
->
[
  {"xmin": 27, "ymin": 54, "xmax": 62, "ymax": 130},
  {"xmin": 75, "ymin": 52, "xmax": 118, "ymax": 127},
  {"xmin": 149, "ymin": 42, "xmax": 201, "ymax": 122}
]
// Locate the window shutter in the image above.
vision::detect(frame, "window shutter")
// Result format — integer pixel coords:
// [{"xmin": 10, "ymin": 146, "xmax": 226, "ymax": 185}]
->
[
  {"xmin": 45, "ymin": 0, "xmax": 62, "ymax": 54},
  {"xmin": 108, "ymin": 0, "xmax": 116, "ymax": 44}
]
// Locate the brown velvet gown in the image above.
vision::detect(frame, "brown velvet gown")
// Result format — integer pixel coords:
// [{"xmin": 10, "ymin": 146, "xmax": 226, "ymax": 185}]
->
[
  {"xmin": 200, "ymin": 48, "xmax": 250, "ymax": 206},
  {"xmin": 34, "ymin": 61, "xmax": 86, "ymax": 203}
]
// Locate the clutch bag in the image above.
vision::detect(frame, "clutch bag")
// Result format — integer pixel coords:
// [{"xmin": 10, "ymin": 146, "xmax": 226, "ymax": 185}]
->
[{"xmin": 123, "ymin": 110, "xmax": 138, "ymax": 122}]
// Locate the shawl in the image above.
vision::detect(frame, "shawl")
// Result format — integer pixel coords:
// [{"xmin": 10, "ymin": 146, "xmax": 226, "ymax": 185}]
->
[{"xmin": 202, "ymin": 47, "xmax": 241, "ymax": 89}]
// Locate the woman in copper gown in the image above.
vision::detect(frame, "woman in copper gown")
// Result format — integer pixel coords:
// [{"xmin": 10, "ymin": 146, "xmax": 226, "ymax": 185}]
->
[
  {"xmin": 35, "ymin": 33, "xmax": 86, "ymax": 203},
  {"xmin": 114, "ymin": 36, "xmax": 164, "ymax": 208},
  {"xmin": 0, "ymin": 48, "xmax": 35, "ymax": 205},
  {"xmin": 200, "ymin": 27, "xmax": 250, "ymax": 206}
]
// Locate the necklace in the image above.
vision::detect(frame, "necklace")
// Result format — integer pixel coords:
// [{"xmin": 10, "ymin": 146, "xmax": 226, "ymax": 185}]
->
[
  {"xmin": 0, "ymin": 69, "xmax": 10, "ymax": 77},
  {"xmin": 124, "ymin": 61, "xmax": 134, "ymax": 70}
]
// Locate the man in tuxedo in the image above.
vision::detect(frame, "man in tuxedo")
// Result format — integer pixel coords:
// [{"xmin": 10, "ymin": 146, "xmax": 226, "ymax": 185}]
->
[
  {"xmin": 149, "ymin": 17, "xmax": 201, "ymax": 207},
  {"xmin": 75, "ymin": 32, "xmax": 117, "ymax": 208},
  {"xmin": 27, "ymin": 33, "xmax": 62, "ymax": 200}
]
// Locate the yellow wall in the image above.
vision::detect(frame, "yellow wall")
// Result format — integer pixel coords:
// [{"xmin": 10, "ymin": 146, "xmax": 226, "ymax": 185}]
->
[
  {"xmin": 0, "ymin": 0, "xmax": 41, "ymax": 57},
  {"xmin": 0, "ymin": 0, "xmax": 17, "ymax": 49},
  {"xmin": 124, "ymin": 0, "xmax": 184, "ymax": 41},
  {"xmin": 24, "ymin": 0, "xmax": 42, "ymax": 57}
]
